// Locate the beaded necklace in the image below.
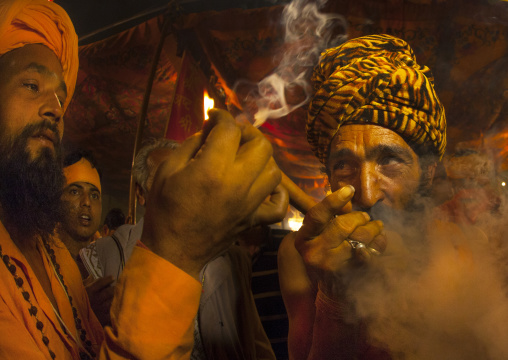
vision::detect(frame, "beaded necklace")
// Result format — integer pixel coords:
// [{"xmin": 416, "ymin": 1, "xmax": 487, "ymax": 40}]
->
[{"xmin": 0, "ymin": 239, "xmax": 96, "ymax": 359}]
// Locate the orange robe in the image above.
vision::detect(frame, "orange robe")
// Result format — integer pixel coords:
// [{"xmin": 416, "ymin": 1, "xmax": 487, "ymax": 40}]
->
[{"xmin": 0, "ymin": 220, "xmax": 201, "ymax": 359}]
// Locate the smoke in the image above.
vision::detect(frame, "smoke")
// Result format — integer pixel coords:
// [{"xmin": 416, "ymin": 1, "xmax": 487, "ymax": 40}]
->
[
  {"xmin": 339, "ymin": 165, "xmax": 508, "ymax": 359},
  {"xmin": 234, "ymin": 0, "xmax": 347, "ymax": 127},
  {"xmin": 232, "ymin": 1, "xmax": 508, "ymax": 358}
]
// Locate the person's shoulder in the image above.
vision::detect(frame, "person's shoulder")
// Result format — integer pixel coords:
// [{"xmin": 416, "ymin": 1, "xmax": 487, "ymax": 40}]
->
[{"xmin": 111, "ymin": 223, "xmax": 136, "ymax": 240}]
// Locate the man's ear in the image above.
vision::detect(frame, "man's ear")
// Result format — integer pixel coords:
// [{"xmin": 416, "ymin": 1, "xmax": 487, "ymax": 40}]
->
[
  {"xmin": 422, "ymin": 161, "xmax": 437, "ymax": 187},
  {"xmin": 135, "ymin": 184, "xmax": 146, "ymax": 207}
]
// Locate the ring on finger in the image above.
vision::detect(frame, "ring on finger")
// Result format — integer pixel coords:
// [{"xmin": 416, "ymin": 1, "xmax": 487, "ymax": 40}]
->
[
  {"xmin": 348, "ymin": 240, "xmax": 366, "ymax": 250},
  {"xmin": 348, "ymin": 240, "xmax": 380, "ymax": 256}
]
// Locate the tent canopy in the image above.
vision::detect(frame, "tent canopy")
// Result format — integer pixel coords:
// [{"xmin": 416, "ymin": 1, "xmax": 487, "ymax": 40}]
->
[{"xmin": 56, "ymin": 0, "xmax": 508, "ymax": 214}]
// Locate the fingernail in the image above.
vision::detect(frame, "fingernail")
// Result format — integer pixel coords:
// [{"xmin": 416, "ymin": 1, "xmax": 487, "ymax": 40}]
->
[
  {"xmin": 339, "ymin": 185, "xmax": 355, "ymax": 198},
  {"xmin": 362, "ymin": 212, "xmax": 370, "ymax": 221}
]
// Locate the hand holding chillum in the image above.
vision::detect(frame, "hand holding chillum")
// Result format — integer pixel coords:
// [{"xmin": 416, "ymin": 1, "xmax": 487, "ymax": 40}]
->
[{"xmin": 294, "ymin": 185, "xmax": 387, "ymax": 283}]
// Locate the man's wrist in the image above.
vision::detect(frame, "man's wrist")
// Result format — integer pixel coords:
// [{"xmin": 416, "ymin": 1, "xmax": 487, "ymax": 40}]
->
[{"xmin": 316, "ymin": 283, "xmax": 348, "ymax": 319}]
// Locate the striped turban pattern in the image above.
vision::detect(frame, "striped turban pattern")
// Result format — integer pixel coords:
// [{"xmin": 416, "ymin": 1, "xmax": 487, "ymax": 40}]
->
[{"xmin": 307, "ymin": 34, "xmax": 446, "ymax": 164}]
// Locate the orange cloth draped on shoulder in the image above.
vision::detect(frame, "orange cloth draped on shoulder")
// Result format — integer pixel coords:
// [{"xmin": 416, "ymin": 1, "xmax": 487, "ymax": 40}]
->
[
  {"xmin": 0, "ymin": 0, "xmax": 79, "ymax": 111},
  {"xmin": 0, "ymin": 219, "xmax": 202, "ymax": 359},
  {"xmin": 101, "ymin": 247, "xmax": 201, "ymax": 359},
  {"xmin": 0, "ymin": 221, "xmax": 104, "ymax": 359}
]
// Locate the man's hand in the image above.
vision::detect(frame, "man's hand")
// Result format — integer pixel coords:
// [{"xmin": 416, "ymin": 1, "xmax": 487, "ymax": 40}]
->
[
  {"xmin": 294, "ymin": 185, "xmax": 386, "ymax": 299},
  {"xmin": 84, "ymin": 275, "xmax": 115, "ymax": 327},
  {"xmin": 141, "ymin": 109, "xmax": 284, "ymax": 279},
  {"xmin": 244, "ymin": 183, "xmax": 288, "ymax": 228}
]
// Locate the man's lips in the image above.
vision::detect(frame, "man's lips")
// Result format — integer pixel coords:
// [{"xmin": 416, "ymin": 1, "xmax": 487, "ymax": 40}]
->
[
  {"xmin": 79, "ymin": 214, "xmax": 92, "ymax": 226},
  {"xmin": 31, "ymin": 129, "xmax": 58, "ymax": 147}
]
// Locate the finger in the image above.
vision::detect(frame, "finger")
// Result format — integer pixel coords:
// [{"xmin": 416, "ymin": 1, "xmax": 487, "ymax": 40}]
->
[
  {"xmin": 242, "ymin": 157, "xmax": 282, "ymax": 219},
  {"xmin": 316, "ymin": 211, "xmax": 371, "ymax": 247},
  {"xmin": 250, "ymin": 184, "xmax": 289, "ymax": 226},
  {"xmin": 355, "ymin": 244, "xmax": 372, "ymax": 264},
  {"xmin": 298, "ymin": 186, "xmax": 356, "ymax": 239},
  {"xmin": 194, "ymin": 108, "xmax": 241, "ymax": 167},
  {"xmin": 368, "ymin": 232, "xmax": 387, "ymax": 254},
  {"xmin": 348, "ymin": 220, "xmax": 384, "ymax": 243},
  {"xmin": 321, "ymin": 239, "xmax": 355, "ymax": 270},
  {"xmin": 281, "ymin": 171, "xmax": 317, "ymax": 214},
  {"xmin": 235, "ymin": 124, "xmax": 274, "ymax": 184},
  {"xmin": 159, "ymin": 132, "xmax": 202, "ymax": 176},
  {"xmin": 297, "ymin": 236, "xmax": 353, "ymax": 272}
]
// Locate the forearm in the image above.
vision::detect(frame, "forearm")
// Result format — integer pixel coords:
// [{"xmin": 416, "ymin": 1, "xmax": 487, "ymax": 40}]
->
[{"xmin": 307, "ymin": 287, "xmax": 358, "ymax": 360}]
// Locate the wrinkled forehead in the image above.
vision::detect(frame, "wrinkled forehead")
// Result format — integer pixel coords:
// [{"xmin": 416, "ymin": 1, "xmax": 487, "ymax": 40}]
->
[
  {"xmin": 0, "ymin": 44, "xmax": 64, "ymax": 83},
  {"xmin": 330, "ymin": 124, "xmax": 413, "ymax": 154}
]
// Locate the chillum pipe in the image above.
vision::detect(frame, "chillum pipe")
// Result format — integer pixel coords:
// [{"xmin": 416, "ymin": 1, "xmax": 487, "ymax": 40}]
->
[{"xmin": 280, "ymin": 171, "xmax": 318, "ymax": 215}]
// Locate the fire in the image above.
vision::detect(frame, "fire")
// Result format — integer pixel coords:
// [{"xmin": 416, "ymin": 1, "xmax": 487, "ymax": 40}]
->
[
  {"xmin": 204, "ymin": 92, "xmax": 214, "ymax": 120},
  {"xmin": 287, "ymin": 211, "xmax": 304, "ymax": 231}
]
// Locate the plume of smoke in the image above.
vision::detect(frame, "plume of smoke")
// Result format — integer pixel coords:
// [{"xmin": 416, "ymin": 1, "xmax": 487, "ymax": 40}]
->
[
  {"xmin": 340, "ymin": 160, "xmax": 508, "ymax": 359},
  {"xmin": 234, "ymin": 0, "xmax": 347, "ymax": 127}
]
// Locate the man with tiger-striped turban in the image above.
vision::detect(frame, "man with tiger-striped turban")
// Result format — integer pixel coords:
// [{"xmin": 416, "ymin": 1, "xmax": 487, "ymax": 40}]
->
[{"xmin": 277, "ymin": 35, "xmax": 477, "ymax": 360}]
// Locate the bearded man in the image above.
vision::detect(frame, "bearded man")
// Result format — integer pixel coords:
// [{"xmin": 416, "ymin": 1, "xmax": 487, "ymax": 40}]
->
[
  {"xmin": 0, "ymin": 1, "xmax": 285, "ymax": 359},
  {"xmin": 278, "ymin": 34, "xmax": 508, "ymax": 359}
]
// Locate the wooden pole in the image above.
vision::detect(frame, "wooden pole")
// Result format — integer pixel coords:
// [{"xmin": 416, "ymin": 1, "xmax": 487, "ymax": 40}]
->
[{"xmin": 127, "ymin": 13, "xmax": 172, "ymax": 224}]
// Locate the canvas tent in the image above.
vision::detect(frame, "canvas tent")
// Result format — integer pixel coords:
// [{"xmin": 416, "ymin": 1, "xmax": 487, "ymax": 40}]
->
[{"xmin": 56, "ymin": 0, "xmax": 508, "ymax": 220}]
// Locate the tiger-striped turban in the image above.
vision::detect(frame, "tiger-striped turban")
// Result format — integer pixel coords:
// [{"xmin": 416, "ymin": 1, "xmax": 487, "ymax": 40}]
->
[{"xmin": 307, "ymin": 34, "xmax": 446, "ymax": 164}]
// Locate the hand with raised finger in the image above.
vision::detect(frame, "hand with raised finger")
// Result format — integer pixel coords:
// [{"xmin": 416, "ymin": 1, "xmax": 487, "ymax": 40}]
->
[
  {"xmin": 239, "ymin": 182, "xmax": 289, "ymax": 231},
  {"xmin": 294, "ymin": 185, "xmax": 384, "ymax": 299},
  {"xmin": 141, "ymin": 109, "xmax": 281, "ymax": 279}
]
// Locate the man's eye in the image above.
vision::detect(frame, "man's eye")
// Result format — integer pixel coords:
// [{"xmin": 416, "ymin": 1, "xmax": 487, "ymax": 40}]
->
[
  {"xmin": 23, "ymin": 82, "xmax": 39, "ymax": 92},
  {"xmin": 333, "ymin": 161, "xmax": 356, "ymax": 176},
  {"xmin": 69, "ymin": 189, "xmax": 79, "ymax": 195},
  {"xmin": 91, "ymin": 193, "xmax": 100, "ymax": 200},
  {"xmin": 379, "ymin": 156, "xmax": 403, "ymax": 166},
  {"xmin": 334, "ymin": 161, "xmax": 346, "ymax": 170}
]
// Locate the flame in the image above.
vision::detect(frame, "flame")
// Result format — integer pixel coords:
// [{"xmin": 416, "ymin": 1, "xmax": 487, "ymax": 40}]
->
[
  {"xmin": 204, "ymin": 92, "xmax": 214, "ymax": 120},
  {"xmin": 287, "ymin": 211, "xmax": 304, "ymax": 231}
]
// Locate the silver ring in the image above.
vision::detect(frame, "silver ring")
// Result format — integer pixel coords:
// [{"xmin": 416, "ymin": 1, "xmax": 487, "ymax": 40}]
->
[
  {"xmin": 348, "ymin": 240, "xmax": 365, "ymax": 250},
  {"xmin": 348, "ymin": 240, "xmax": 381, "ymax": 256}
]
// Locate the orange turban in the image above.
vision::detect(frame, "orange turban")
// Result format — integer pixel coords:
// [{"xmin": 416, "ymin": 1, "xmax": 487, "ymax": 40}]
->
[
  {"xmin": 307, "ymin": 34, "xmax": 446, "ymax": 164},
  {"xmin": 63, "ymin": 158, "xmax": 101, "ymax": 194},
  {"xmin": 0, "ymin": 0, "xmax": 78, "ymax": 111}
]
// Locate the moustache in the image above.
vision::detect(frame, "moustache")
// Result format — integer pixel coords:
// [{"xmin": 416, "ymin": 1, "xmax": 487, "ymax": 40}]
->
[{"xmin": 24, "ymin": 120, "xmax": 61, "ymax": 146}]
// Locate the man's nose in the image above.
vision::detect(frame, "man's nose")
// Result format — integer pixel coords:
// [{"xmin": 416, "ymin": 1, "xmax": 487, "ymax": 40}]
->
[
  {"xmin": 39, "ymin": 92, "xmax": 63, "ymax": 124},
  {"xmin": 81, "ymin": 192, "xmax": 91, "ymax": 207},
  {"xmin": 353, "ymin": 163, "xmax": 383, "ymax": 210}
]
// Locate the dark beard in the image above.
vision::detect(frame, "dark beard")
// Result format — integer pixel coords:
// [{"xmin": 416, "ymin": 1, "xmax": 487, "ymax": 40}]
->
[{"xmin": 0, "ymin": 121, "xmax": 65, "ymax": 241}]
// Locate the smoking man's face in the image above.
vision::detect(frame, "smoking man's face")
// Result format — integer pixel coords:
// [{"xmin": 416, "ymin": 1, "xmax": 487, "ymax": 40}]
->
[{"xmin": 327, "ymin": 124, "xmax": 422, "ymax": 212}]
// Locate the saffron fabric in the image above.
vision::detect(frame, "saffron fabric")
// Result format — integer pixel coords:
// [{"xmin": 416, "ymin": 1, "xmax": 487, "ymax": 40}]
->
[
  {"xmin": 101, "ymin": 246, "xmax": 201, "ymax": 359},
  {"xmin": 0, "ymin": 221, "xmax": 104, "ymax": 359},
  {"xmin": 307, "ymin": 34, "xmax": 446, "ymax": 164},
  {"xmin": 63, "ymin": 158, "xmax": 102, "ymax": 193},
  {"xmin": 0, "ymin": 218, "xmax": 202, "ymax": 359}
]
